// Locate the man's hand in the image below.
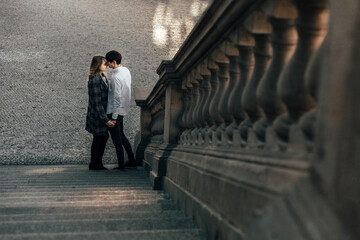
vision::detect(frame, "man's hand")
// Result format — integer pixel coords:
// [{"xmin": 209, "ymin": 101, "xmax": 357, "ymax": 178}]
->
[{"xmin": 106, "ymin": 120, "xmax": 116, "ymax": 128}]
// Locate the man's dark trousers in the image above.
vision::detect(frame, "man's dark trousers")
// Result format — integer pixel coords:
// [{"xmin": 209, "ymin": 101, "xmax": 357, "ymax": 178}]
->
[{"xmin": 107, "ymin": 114, "xmax": 135, "ymax": 168}]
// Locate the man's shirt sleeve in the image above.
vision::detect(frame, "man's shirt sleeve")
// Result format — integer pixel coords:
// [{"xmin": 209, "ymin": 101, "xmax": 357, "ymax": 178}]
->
[{"xmin": 111, "ymin": 72, "xmax": 131, "ymax": 118}]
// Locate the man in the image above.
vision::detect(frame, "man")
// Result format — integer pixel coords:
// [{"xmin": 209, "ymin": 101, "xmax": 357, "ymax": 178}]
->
[{"xmin": 105, "ymin": 50, "xmax": 137, "ymax": 169}]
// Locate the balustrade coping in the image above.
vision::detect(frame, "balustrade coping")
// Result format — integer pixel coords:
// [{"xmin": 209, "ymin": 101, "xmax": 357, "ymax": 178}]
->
[{"xmin": 134, "ymin": 88, "xmax": 152, "ymax": 107}]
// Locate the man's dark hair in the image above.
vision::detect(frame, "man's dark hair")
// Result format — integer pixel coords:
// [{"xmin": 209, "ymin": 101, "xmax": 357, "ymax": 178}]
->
[{"xmin": 105, "ymin": 50, "xmax": 122, "ymax": 64}]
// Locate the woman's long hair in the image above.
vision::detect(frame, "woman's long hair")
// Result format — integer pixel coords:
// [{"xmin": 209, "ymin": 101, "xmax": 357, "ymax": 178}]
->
[{"xmin": 87, "ymin": 55, "xmax": 106, "ymax": 86}]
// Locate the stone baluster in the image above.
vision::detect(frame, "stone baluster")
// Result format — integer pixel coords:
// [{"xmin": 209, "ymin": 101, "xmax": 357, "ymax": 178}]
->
[
  {"xmin": 239, "ymin": 11, "xmax": 273, "ymax": 142},
  {"xmin": 193, "ymin": 67, "xmax": 205, "ymax": 127},
  {"xmin": 272, "ymin": 0, "xmax": 329, "ymax": 144},
  {"xmin": 186, "ymin": 74, "xmax": 200, "ymax": 145},
  {"xmin": 295, "ymin": 33, "xmax": 328, "ymax": 151},
  {"xmin": 199, "ymin": 61, "xmax": 213, "ymax": 145},
  {"xmin": 218, "ymin": 40, "xmax": 239, "ymax": 137},
  {"xmin": 214, "ymin": 45, "xmax": 231, "ymax": 145},
  {"xmin": 179, "ymin": 77, "xmax": 193, "ymax": 144},
  {"xmin": 185, "ymin": 75, "xmax": 196, "ymax": 145},
  {"xmin": 253, "ymin": 0, "xmax": 298, "ymax": 144},
  {"xmin": 178, "ymin": 81, "xmax": 187, "ymax": 144},
  {"xmin": 206, "ymin": 56, "xmax": 220, "ymax": 144},
  {"xmin": 189, "ymin": 70, "xmax": 202, "ymax": 145},
  {"xmin": 225, "ymin": 27, "xmax": 255, "ymax": 144}
]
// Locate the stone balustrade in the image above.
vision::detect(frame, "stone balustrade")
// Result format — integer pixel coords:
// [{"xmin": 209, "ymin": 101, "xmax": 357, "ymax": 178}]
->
[
  {"xmin": 135, "ymin": 0, "xmax": 359, "ymax": 239},
  {"xmin": 138, "ymin": 0, "xmax": 328, "ymax": 152}
]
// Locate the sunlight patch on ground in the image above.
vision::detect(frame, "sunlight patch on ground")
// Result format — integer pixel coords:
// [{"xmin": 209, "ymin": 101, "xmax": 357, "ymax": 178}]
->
[
  {"xmin": 152, "ymin": 0, "xmax": 209, "ymax": 58},
  {"xmin": 25, "ymin": 167, "xmax": 67, "ymax": 175}
]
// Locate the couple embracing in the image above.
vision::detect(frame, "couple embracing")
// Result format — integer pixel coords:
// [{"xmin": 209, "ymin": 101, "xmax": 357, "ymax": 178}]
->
[{"xmin": 85, "ymin": 50, "xmax": 136, "ymax": 170}]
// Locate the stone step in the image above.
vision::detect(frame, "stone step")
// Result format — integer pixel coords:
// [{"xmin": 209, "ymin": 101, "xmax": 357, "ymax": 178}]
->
[
  {"xmin": 0, "ymin": 180, "xmax": 150, "ymax": 184},
  {"xmin": 0, "ymin": 171, "xmax": 147, "ymax": 176},
  {"xmin": 0, "ymin": 183, "xmax": 150, "ymax": 187},
  {"xmin": 0, "ymin": 182, "xmax": 150, "ymax": 187},
  {"xmin": 0, "ymin": 165, "xmax": 204, "ymax": 240},
  {"xmin": 0, "ymin": 176, "xmax": 148, "ymax": 180},
  {"xmin": 0, "ymin": 186, "xmax": 152, "ymax": 192},
  {"xmin": 0, "ymin": 172, "xmax": 145, "ymax": 177},
  {"xmin": 0, "ymin": 165, "xmax": 142, "ymax": 171},
  {"xmin": 0, "ymin": 203, "xmax": 179, "ymax": 215},
  {"xmin": 0, "ymin": 193, "xmax": 165, "ymax": 203},
  {"xmin": 0, "ymin": 229, "xmax": 206, "ymax": 240},
  {"xmin": 0, "ymin": 217, "xmax": 195, "ymax": 234},
  {"xmin": 0, "ymin": 210, "xmax": 186, "ymax": 222},
  {"xmin": 0, "ymin": 189, "xmax": 165, "ymax": 197},
  {"xmin": 0, "ymin": 199, "xmax": 175, "ymax": 208}
]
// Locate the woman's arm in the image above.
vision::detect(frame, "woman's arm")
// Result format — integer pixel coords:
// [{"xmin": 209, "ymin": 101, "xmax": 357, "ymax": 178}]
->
[{"xmin": 88, "ymin": 76, "xmax": 109, "ymax": 124}]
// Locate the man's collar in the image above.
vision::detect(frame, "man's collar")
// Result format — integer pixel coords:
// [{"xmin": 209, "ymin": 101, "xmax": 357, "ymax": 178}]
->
[{"xmin": 112, "ymin": 65, "xmax": 122, "ymax": 71}]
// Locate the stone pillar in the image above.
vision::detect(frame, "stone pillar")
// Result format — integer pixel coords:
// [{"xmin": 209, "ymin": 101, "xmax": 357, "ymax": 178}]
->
[
  {"xmin": 150, "ymin": 61, "xmax": 182, "ymax": 190},
  {"xmin": 164, "ymin": 80, "xmax": 182, "ymax": 144},
  {"xmin": 134, "ymin": 88, "xmax": 152, "ymax": 166}
]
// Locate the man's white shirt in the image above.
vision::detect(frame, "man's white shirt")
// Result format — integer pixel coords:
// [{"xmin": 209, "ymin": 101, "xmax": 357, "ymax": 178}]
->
[{"xmin": 106, "ymin": 65, "xmax": 131, "ymax": 119}]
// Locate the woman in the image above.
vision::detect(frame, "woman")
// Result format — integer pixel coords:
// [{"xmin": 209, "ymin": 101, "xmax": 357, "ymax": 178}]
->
[{"xmin": 85, "ymin": 56, "xmax": 115, "ymax": 170}]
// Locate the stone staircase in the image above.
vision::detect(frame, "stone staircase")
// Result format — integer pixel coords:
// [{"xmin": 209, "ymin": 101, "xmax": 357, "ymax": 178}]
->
[{"xmin": 0, "ymin": 165, "xmax": 205, "ymax": 240}]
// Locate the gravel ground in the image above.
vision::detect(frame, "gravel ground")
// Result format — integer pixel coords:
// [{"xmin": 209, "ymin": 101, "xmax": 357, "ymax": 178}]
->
[{"xmin": 0, "ymin": 0, "xmax": 210, "ymax": 164}]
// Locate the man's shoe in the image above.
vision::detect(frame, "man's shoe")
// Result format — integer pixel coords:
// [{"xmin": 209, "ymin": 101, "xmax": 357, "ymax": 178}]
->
[
  {"xmin": 124, "ymin": 161, "xmax": 137, "ymax": 169},
  {"xmin": 89, "ymin": 165, "xmax": 108, "ymax": 170}
]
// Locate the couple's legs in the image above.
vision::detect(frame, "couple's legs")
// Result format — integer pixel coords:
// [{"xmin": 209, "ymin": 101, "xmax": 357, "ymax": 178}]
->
[
  {"xmin": 108, "ymin": 115, "xmax": 135, "ymax": 168},
  {"xmin": 90, "ymin": 135, "xmax": 108, "ymax": 169}
]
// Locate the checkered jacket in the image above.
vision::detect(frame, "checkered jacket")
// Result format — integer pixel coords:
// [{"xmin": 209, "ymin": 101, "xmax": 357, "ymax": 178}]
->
[{"xmin": 85, "ymin": 74, "xmax": 109, "ymax": 136}]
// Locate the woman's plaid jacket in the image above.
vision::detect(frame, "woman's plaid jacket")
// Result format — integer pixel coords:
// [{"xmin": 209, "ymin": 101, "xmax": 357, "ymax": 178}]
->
[{"xmin": 85, "ymin": 74, "xmax": 109, "ymax": 136}]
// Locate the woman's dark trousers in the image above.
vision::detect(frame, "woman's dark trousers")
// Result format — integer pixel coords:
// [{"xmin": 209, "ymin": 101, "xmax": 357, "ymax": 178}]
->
[{"xmin": 90, "ymin": 135, "xmax": 108, "ymax": 169}]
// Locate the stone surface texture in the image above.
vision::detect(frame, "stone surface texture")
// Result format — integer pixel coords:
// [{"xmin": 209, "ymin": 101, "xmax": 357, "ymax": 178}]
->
[{"xmin": 0, "ymin": 0, "xmax": 210, "ymax": 164}]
